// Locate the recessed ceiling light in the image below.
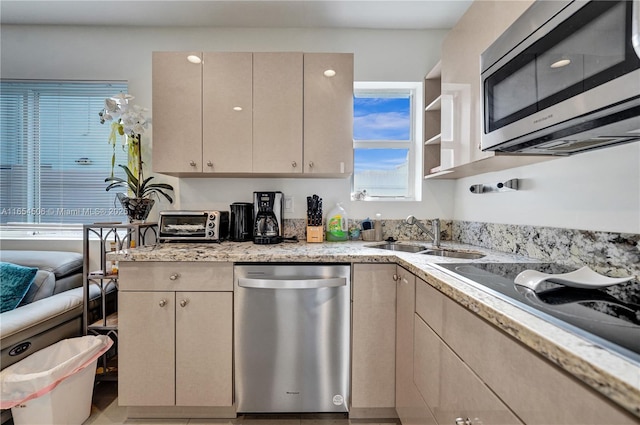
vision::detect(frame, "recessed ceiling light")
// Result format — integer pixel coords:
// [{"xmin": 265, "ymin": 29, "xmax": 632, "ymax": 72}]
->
[
  {"xmin": 187, "ymin": 55, "xmax": 202, "ymax": 64},
  {"xmin": 323, "ymin": 69, "xmax": 336, "ymax": 77},
  {"xmin": 550, "ymin": 59, "xmax": 571, "ymax": 69}
]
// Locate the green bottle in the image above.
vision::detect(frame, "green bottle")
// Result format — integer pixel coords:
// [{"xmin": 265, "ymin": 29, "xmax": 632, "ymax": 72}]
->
[{"xmin": 325, "ymin": 203, "xmax": 348, "ymax": 242}]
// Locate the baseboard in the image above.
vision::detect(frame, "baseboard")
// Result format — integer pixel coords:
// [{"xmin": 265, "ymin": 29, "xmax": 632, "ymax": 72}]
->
[
  {"xmin": 126, "ymin": 405, "xmax": 237, "ymax": 419},
  {"xmin": 348, "ymin": 406, "xmax": 398, "ymax": 419}
]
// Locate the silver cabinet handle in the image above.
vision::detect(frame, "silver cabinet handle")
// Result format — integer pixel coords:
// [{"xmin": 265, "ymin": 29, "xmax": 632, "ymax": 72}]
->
[
  {"xmin": 159, "ymin": 299, "xmax": 167, "ymax": 307},
  {"xmin": 189, "ymin": 160, "xmax": 196, "ymax": 167},
  {"xmin": 455, "ymin": 418, "xmax": 472, "ymax": 425},
  {"xmin": 206, "ymin": 160, "xmax": 213, "ymax": 167},
  {"xmin": 393, "ymin": 274, "xmax": 399, "ymax": 281},
  {"xmin": 180, "ymin": 299, "xmax": 189, "ymax": 308},
  {"xmin": 291, "ymin": 161, "xmax": 297, "ymax": 168},
  {"xmin": 308, "ymin": 161, "xmax": 314, "ymax": 168},
  {"xmin": 169, "ymin": 273, "xmax": 180, "ymax": 281}
]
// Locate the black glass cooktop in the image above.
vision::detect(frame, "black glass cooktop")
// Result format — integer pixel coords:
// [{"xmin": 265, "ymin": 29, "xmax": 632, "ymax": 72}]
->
[{"xmin": 433, "ymin": 263, "xmax": 640, "ymax": 364}]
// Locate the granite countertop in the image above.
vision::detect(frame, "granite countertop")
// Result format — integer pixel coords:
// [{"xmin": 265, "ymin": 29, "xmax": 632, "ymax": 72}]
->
[{"xmin": 110, "ymin": 240, "xmax": 640, "ymax": 418}]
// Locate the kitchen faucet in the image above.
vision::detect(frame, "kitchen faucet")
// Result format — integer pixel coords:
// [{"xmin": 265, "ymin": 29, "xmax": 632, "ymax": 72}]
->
[{"xmin": 405, "ymin": 215, "xmax": 441, "ymax": 247}]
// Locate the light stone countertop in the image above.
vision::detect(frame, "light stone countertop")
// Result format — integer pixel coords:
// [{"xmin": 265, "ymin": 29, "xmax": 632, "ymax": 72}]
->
[{"xmin": 110, "ymin": 240, "xmax": 640, "ymax": 418}]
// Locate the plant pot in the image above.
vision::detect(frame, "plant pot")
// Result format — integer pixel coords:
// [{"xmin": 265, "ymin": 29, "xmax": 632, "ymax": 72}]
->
[{"xmin": 117, "ymin": 193, "xmax": 155, "ymax": 223}]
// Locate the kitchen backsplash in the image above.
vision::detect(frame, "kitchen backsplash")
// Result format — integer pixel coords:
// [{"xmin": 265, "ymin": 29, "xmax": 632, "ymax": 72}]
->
[
  {"xmin": 453, "ymin": 221, "xmax": 640, "ymax": 278},
  {"xmin": 284, "ymin": 218, "xmax": 639, "ymax": 278},
  {"xmin": 284, "ymin": 218, "xmax": 453, "ymax": 242}
]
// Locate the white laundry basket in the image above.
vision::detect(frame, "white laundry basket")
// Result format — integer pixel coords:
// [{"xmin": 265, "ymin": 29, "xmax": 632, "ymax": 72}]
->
[{"xmin": 0, "ymin": 335, "xmax": 113, "ymax": 425}]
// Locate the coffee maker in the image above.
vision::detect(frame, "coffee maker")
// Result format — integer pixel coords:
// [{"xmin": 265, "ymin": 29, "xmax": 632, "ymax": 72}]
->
[{"xmin": 253, "ymin": 191, "xmax": 284, "ymax": 244}]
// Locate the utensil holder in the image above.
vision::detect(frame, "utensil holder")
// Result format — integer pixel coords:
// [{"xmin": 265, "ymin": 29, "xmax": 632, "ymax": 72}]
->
[{"xmin": 306, "ymin": 226, "xmax": 323, "ymax": 243}]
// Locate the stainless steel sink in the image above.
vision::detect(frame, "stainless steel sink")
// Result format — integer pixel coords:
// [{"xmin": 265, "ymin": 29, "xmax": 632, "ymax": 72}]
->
[
  {"xmin": 421, "ymin": 249, "xmax": 485, "ymax": 260},
  {"xmin": 366, "ymin": 242, "xmax": 429, "ymax": 253}
]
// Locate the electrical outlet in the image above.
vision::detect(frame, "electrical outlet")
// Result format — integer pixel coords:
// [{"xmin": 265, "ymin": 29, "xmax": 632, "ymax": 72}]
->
[{"xmin": 284, "ymin": 196, "xmax": 294, "ymax": 213}]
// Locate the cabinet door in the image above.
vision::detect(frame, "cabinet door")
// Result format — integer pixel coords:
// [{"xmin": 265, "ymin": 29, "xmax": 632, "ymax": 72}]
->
[
  {"xmin": 441, "ymin": 1, "xmax": 534, "ymax": 168},
  {"xmin": 414, "ymin": 315, "xmax": 523, "ymax": 425},
  {"xmin": 253, "ymin": 52, "xmax": 303, "ymax": 174},
  {"xmin": 444, "ymin": 295, "xmax": 639, "ymax": 425},
  {"xmin": 152, "ymin": 52, "xmax": 203, "ymax": 174},
  {"xmin": 395, "ymin": 268, "xmax": 437, "ymax": 424},
  {"xmin": 351, "ymin": 263, "xmax": 396, "ymax": 409},
  {"xmin": 176, "ymin": 292, "xmax": 233, "ymax": 406},
  {"xmin": 119, "ymin": 291, "xmax": 175, "ymax": 406},
  {"xmin": 203, "ymin": 52, "xmax": 253, "ymax": 173},
  {"xmin": 303, "ymin": 53, "xmax": 354, "ymax": 175}
]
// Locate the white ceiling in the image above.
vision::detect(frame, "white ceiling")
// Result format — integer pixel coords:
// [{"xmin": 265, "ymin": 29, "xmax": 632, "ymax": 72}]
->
[{"xmin": 0, "ymin": 0, "xmax": 473, "ymax": 30}]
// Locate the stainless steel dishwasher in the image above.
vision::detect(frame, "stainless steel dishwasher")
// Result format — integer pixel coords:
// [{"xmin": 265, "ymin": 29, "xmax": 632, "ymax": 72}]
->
[{"xmin": 234, "ymin": 263, "xmax": 350, "ymax": 413}]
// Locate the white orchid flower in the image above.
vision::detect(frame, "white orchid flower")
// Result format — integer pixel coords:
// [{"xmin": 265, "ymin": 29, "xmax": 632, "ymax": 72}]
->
[
  {"xmin": 104, "ymin": 98, "xmax": 119, "ymax": 113},
  {"xmin": 111, "ymin": 93, "xmax": 134, "ymax": 102}
]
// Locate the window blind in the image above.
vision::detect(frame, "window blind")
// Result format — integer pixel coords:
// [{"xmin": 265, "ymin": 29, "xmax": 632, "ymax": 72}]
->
[{"xmin": 0, "ymin": 81, "xmax": 129, "ymax": 225}]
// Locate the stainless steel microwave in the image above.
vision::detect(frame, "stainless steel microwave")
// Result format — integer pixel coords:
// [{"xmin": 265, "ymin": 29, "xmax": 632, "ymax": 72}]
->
[
  {"xmin": 158, "ymin": 211, "xmax": 229, "ymax": 242},
  {"xmin": 481, "ymin": 0, "xmax": 640, "ymax": 155}
]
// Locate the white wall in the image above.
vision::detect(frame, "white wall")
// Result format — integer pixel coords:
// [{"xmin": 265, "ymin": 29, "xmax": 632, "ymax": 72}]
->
[
  {"xmin": 452, "ymin": 143, "xmax": 640, "ymax": 233},
  {"xmin": 2, "ymin": 24, "xmax": 638, "ymax": 234},
  {"xmin": 1, "ymin": 24, "xmax": 454, "ymax": 222}
]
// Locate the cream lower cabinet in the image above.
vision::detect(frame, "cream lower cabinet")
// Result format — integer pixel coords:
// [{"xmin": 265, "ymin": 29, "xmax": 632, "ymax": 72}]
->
[
  {"xmin": 351, "ymin": 263, "xmax": 397, "ymax": 413},
  {"xmin": 414, "ymin": 315, "xmax": 523, "ymax": 425},
  {"xmin": 118, "ymin": 262, "xmax": 233, "ymax": 408},
  {"xmin": 395, "ymin": 268, "xmax": 437, "ymax": 425},
  {"xmin": 415, "ymin": 276, "xmax": 637, "ymax": 425}
]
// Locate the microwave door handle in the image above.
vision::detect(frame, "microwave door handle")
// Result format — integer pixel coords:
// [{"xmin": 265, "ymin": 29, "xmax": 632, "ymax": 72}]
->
[{"xmin": 633, "ymin": 0, "xmax": 640, "ymax": 59}]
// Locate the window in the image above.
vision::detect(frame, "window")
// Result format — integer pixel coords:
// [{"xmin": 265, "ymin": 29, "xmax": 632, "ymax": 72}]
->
[
  {"xmin": 0, "ymin": 81, "xmax": 129, "ymax": 225},
  {"xmin": 352, "ymin": 82, "xmax": 423, "ymax": 201}
]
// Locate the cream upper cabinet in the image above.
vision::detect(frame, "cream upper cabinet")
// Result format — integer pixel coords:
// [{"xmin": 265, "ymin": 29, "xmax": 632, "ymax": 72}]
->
[
  {"xmin": 253, "ymin": 52, "xmax": 303, "ymax": 174},
  {"xmin": 202, "ymin": 52, "xmax": 253, "ymax": 173},
  {"xmin": 152, "ymin": 51, "xmax": 203, "ymax": 174},
  {"xmin": 442, "ymin": 0, "xmax": 533, "ymax": 168},
  {"xmin": 434, "ymin": 0, "xmax": 551, "ymax": 178},
  {"xmin": 152, "ymin": 51, "xmax": 353, "ymax": 177},
  {"xmin": 351, "ymin": 263, "xmax": 396, "ymax": 412},
  {"xmin": 303, "ymin": 53, "xmax": 354, "ymax": 176}
]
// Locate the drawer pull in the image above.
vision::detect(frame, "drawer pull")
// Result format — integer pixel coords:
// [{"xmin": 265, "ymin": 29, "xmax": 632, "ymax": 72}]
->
[
  {"xmin": 159, "ymin": 299, "xmax": 167, "ymax": 308},
  {"xmin": 291, "ymin": 161, "xmax": 297, "ymax": 168},
  {"xmin": 393, "ymin": 274, "xmax": 399, "ymax": 281},
  {"xmin": 455, "ymin": 418, "xmax": 472, "ymax": 425},
  {"xmin": 169, "ymin": 273, "xmax": 180, "ymax": 281},
  {"xmin": 180, "ymin": 299, "xmax": 189, "ymax": 308}
]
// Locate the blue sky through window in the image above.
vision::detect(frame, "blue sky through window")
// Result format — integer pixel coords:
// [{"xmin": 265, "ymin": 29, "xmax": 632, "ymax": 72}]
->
[
  {"xmin": 353, "ymin": 97, "xmax": 410, "ymax": 140},
  {"xmin": 353, "ymin": 96, "xmax": 410, "ymax": 173}
]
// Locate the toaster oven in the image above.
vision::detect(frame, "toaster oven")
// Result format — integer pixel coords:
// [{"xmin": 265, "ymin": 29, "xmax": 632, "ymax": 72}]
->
[{"xmin": 158, "ymin": 211, "xmax": 229, "ymax": 242}]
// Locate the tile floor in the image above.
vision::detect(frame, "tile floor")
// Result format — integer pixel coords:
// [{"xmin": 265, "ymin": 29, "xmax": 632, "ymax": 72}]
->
[{"xmin": 81, "ymin": 381, "xmax": 401, "ymax": 425}]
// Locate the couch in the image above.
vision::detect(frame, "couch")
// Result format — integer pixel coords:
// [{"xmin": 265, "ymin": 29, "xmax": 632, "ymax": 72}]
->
[{"xmin": 0, "ymin": 250, "xmax": 90, "ymax": 369}]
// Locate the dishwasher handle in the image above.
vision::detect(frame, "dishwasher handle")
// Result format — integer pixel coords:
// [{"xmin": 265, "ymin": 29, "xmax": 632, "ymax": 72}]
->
[{"xmin": 238, "ymin": 276, "xmax": 346, "ymax": 289}]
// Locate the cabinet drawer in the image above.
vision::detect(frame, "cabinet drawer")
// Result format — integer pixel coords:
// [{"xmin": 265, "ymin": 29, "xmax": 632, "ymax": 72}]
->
[
  {"xmin": 414, "ymin": 315, "xmax": 523, "ymax": 425},
  {"xmin": 119, "ymin": 262, "xmax": 233, "ymax": 291},
  {"xmin": 415, "ymin": 278, "xmax": 445, "ymax": 336},
  {"xmin": 443, "ymin": 296, "xmax": 638, "ymax": 424}
]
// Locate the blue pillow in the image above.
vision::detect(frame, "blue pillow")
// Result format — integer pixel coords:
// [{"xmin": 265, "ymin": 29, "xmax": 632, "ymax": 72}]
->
[{"xmin": 0, "ymin": 262, "xmax": 38, "ymax": 313}]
